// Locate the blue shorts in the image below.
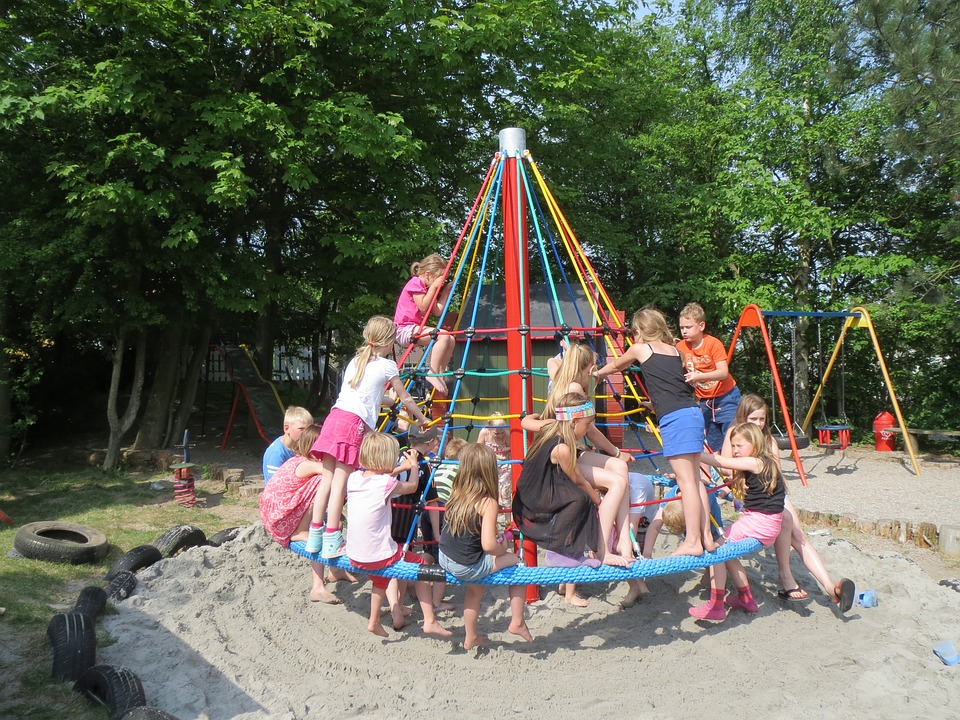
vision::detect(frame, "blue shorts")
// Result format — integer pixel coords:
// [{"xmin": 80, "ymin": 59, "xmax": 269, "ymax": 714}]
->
[
  {"xmin": 659, "ymin": 406, "xmax": 705, "ymax": 457},
  {"xmin": 438, "ymin": 550, "xmax": 495, "ymax": 582}
]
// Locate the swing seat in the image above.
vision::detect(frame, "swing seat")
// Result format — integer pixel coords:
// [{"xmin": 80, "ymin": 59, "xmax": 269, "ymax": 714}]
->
[
  {"xmin": 773, "ymin": 423, "xmax": 811, "ymax": 451},
  {"xmin": 816, "ymin": 424, "xmax": 851, "ymax": 450}
]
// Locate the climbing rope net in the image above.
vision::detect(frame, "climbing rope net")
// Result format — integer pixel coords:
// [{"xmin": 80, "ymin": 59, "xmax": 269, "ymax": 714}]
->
[{"xmin": 306, "ymin": 137, "xmax": 755, "ymax": 584}]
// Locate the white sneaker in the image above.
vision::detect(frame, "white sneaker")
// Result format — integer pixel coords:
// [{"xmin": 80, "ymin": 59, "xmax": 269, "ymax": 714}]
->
[{"xmin": 321, "ymin": 529, "xmax": 347, "ymax": 559}]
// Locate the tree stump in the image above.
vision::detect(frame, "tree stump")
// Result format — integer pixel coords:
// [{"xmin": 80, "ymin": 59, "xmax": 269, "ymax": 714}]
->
[
  {"xmin": 239, "ymin": 484, "xmax": 264, "ymax": 498},
  {"xmin": 224, "ymin": 468, "xmax": 245, "ymax": 494}
]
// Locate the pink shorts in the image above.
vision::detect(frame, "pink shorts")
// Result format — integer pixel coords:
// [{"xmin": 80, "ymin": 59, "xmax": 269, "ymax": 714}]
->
[
  {"xmin": 396, "ymin": 323, "xmax": 431, "ymax": 346},
  {"xmin": 351, "ymin": 548, "xmax": 426, "ymax": 589},
  {"xmin": 725, "ymin": 509, "xmax": 783, "ymax": 547},
  {"xmin": 310, "ymin": 408, "xmax": 367, "ymax": 468}
]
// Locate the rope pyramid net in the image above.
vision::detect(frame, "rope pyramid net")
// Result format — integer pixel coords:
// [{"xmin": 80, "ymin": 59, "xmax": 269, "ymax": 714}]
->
[{"xmin": 290, "ymin": 129, "xmax": 760, "ymax": 584}]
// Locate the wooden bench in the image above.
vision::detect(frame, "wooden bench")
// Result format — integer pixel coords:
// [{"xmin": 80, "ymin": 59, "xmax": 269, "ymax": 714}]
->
[{"xmin": 886, "ymin": 427, "xmax": 960, "ymax": 452}]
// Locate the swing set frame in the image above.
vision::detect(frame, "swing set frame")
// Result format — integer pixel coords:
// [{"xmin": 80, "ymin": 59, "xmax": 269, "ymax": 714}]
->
[{"xmin": 726, "ymin": 304, "xmax": 921, "ymax": 481}]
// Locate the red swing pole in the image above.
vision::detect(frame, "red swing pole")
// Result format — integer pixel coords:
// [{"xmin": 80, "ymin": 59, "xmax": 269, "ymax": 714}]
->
[{"xmin": 500, "ymin": 128, "xmax": 539, "ymax": 603}]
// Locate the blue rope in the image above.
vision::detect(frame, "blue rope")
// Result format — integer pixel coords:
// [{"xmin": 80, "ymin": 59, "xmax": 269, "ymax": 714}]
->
[{"xmin": 289, "ymin": 538, "xmax": 762, "ymax": 586}]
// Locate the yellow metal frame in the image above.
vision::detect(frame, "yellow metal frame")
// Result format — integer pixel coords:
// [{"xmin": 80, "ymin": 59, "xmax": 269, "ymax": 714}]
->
[{"xmin": 800, "ymin": 306, "xmax": 921, "ymax": 476}]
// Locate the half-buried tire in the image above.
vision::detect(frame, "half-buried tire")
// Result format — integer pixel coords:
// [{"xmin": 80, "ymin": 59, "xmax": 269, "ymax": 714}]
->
[
  {"xmin": 105, "ymin": 545, "xmax": 163, "ymax": 581},
  {"xmin": 106, "ymin": 570, "xmax": 138, "ymax": 601},
  {"xmin": 206, "ymin": 526, "xmax": 242, "ymax": 547},
  {"xmin": 73, "ymin": 585, "xmax": 108, "ymax": 619},
  {"xmin": 74, "ymin": 665, "xmax": 147, "ymax": 720},
  {"xmin": 153, "ymin": 524, "xmax": 206, "ymax": 557},
  {"xmin": 47, "ymin": 611, "xmax": 97, "ymax": 682},
  {"xmin": 14, "ymin": 521, "xmax": 109, "ymax": 565}
]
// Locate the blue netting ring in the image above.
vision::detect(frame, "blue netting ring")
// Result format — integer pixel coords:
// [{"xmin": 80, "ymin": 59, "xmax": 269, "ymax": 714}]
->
[{"xmin": 288, "ymin": 538, "xmax": 762, "ymax": 586}]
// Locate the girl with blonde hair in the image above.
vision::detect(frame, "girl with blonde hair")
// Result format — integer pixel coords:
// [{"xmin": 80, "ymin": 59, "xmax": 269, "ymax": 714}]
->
[
  {"xmin": 305, "ymin": 315, "xmax": 430, "ymax": 559},
  {"xmin": 393, "ymin": 253, "xmax": 455, "ymax": 394},
  {"xmin": 439, "ymin": 443, "xmax": 533, "ymax": 649},
  {"xmin": 594, "ymin": 307, "xmax": 716, "ymax": 557}
]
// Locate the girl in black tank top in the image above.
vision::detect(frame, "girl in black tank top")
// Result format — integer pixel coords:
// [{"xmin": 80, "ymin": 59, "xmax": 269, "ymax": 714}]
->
[{"xmin": 593, "ymin": 308, "xmax": 717, "ymax": 558}]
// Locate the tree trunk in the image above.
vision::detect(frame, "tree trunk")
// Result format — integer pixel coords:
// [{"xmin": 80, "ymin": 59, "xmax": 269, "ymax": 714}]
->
[
  {"xmin": 104, "ymin": 330, "xmax": 148, "ymax": 471},
  {"xmin": 132, "ymin": 324, "xmax": 185, "ymax": 450},
  {"xmin": 0, "ymin": 293, "xmax": 10, "ymax": 461},
  {"xmin": 166, "ymin": 316, "xmax": 214, "ymax": 448}
]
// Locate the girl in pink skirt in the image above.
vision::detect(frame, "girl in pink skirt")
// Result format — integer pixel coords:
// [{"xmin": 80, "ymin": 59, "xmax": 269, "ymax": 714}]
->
[
  {"xmin": 305, "ymin": 315, "xmax": 430, "ymax": 559},
  {"xmin": 690, "ymin": 422, "xmax": 785, "ymax": 621}
]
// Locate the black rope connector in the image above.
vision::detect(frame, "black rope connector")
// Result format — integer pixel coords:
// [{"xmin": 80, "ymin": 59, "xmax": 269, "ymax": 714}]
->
[
  {"xmin": 412, "ymin": 500, "xmax": 425, "ymax": 514},
  {"xmin": 442, "ymin": 411, "xmax": 453, "ymax": 423},
  {"xmin": 471, "ymin": 395, "xmax": 481, "ymax": 406},
  {"xmin": 519, "ymin": 410, "xmax": 530, "ymax": 420},
  {"xmin": 518, "ymin": 367, "xmax": 532, "ymax": 379},
  {"xmin": 429, "ymin": 456, "xmax": 442, "ymax": 469},
  {"xmin": 560, "ymin": 323, "xmax": 572, "ymax": 336},
  {"xmin": 477, "ymin": 366, "xmax": 486, "ymax": 374},
  {"xmin": 465, "ymin": 422, "xmax": 474, "ymax": 433},
  {"xmin": 601, "ymin": 324, "xmax": 613, "ymax": 336},
  {"xmin": 417, "ymin": 565, "xmax": 448, "ymax": 583},
  {"xmin": 518, "ymin": 324, "xmax": 530, "ymax": 335},
  {"xmin": 612, "ymin": 392, "xmax": 622, "ymax": 402},
  {"xmin": 429, "ymin": 328, "xmax": 440, "ymax": 340},
  {"xmin": 481, "ymin": 334, "xmax": 491, "ymax": 344},
  {"xmin": 454, "ymin": 367, "xmax": 466, "ymax": 379},
  {"xmin": 463, "ymin": 326, "xmax": 476, "ymax": 338}
]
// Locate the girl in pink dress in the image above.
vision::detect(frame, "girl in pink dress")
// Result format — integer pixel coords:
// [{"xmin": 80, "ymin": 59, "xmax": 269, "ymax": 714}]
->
[{"xmin": 259, "ymin": 425, "xmax": 341, "ymax": 604}]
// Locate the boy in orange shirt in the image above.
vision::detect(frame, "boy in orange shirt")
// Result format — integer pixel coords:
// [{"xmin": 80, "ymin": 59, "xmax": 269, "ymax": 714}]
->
[{"xmin": 675, "ymin": 303, "xmax": 741, "ymax": 450}]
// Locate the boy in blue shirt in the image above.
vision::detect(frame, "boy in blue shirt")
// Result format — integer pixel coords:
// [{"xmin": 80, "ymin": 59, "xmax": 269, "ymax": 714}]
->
[{"xmin": 262, "ymin": 406, "xmax": 314, "ymax": 483}]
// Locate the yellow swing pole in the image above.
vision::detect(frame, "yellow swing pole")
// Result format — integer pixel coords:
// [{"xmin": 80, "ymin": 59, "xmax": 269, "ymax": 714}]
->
[{"xmin": 851, "ymin": 306, "xmax": 921, "ymax": 476}]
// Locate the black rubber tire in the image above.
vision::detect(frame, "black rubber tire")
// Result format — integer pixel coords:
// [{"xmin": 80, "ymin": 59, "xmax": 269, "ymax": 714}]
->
[
  {"xmin": 14, "ymin": 521, "xmax": 109, "ymax": 565},
  {"xmin": 74, "ymin": 665, "xmax": 147, "ymax": 720},
  {"xmin": 73, "ymin": 585, "xmax": 108, "ymax": 619},
  {"xmin": 206, "ymin": 526, "xmax": 242, "ymax": 547},
  {"xmin": 105, "ymin": 545, "xmax": 163, "ymax": 581},
  {"xmin": 120, "ymin": 707, "xmax": 182, "ymax": 720},
  {"xmin": 153, "ymin": 524, "xmax": 207, "ymax": 557},
  {"xmin": 106, "ymin": 570, "xmax": 138, "ymax": 601},
  {"xmin": 47, "ymin": 612, "xmax": 97, "ymax": 682}
]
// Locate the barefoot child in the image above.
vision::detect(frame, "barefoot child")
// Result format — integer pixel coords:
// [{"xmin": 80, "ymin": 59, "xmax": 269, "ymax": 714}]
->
[
  {"xmin": 439, "ymin": 443, "xmax": 533, "ymax": 649},
  {"xmin": 259, "ymin": 424, "xmax": 342, "ymax": 605},
  {"xmin": 393, "ymin": 253, "xmax": 455, "ymax": 394},
  {"xmin": 345, "ymin": 432, "xmax": 452, "ymax": 639},
  {"xmin": 513, "ymin": 392, "xmax": 631, "ymax": 570},
  {"xmin": 594, "ymin": 308, "xmax": 716, "ymax": 557}
]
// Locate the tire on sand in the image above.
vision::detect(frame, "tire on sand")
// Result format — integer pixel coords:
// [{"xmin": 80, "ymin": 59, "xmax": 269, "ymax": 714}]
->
[
  {"xmin": 206, "ymin": 526, "xmax": 243, "ymax": 548},
  {"xmin": 153, "ymin": 524, "xmax": 207, "ymax": 557},
  {"xmin": 106, "ymin": 570, "xmax": 138, "ymax": 601},
  {"xmin": 74, "ymin": 664, "xmax": 147, "ymax": 720},
  {"xmin": 73, "ymin": 585, "xmax": 108, "ymax": 619},
  {"xmin": 47, "ymin": 611, "xmax": 97, "ymax": 682},
  {"xmin": 14, "ymin": 521, "xmax": 109, "ymax": 565},
  {"xmin": 105, "ymin": 545, "xmax": 163, "ymax": 581}
]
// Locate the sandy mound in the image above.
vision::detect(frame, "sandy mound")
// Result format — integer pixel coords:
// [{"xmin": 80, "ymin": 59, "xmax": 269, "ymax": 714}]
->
[{"xmin": 98, "ymin": 524, "xmax": 960, "ymax": 719}]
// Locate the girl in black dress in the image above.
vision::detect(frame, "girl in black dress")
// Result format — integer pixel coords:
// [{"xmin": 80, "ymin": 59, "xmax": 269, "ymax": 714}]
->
[{"xmin": 513, "ymin": 392, "xmax": 630, "ymax": 568}]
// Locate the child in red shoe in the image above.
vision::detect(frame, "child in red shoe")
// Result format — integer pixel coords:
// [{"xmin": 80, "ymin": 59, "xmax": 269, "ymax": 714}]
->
[{"xmin": 691, "ymin": 422, "xmax": 785, "ymax": 621}]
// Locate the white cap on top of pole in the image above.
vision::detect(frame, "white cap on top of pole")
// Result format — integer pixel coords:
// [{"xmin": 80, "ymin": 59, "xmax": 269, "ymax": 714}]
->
[{"xmin": 498, "ymin": 127, "xmax": 526, "ymax": 157}]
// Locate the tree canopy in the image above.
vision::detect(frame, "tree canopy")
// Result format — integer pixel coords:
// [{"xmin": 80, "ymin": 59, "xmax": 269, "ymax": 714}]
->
[{"xmin": 1, "ymin": 0, "xmax": 957, "ymax": 464}]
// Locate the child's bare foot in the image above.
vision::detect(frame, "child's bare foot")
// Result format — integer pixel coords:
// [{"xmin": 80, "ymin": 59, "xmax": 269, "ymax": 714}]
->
[
  {"xmin": 435, "ymin": 601, "xmax": 455, "ymax": 612},
  {"xmin": 326, "ymin": 567, "xmax": 358, "ymax": 583},
  {"xmin": 703, "ymin": 537, "xmax": 719, "ymax": 553},
  {"xmin": 368, "ymin": 621, "xmax": 389, "ymax": 638},
  {"xmin": 619, "ymin": 582, "xmax": 649, "ymax": 608},
  {"xmin": 309, "ymin": 588, "xmax": 343, "ymax": 605},
  {"xmin": 601, "ymin": 552, "xmax": 630, "ymax": 568},
  {"xmin": 401, "ymin": 605, "xmax": 414, "ymax": 618},
  {"xmin": 463, "ymin": 633, "xmax": 490, "ymax": 650},
  {"xmin": 672, "ymin": 540, "xmax": 704, "ymax": 557},
  {"xmin": 422, "ymin": 621, "xmax": 453, "ymax": 638},
  {"xmin": 508, "ymin": 622, "xmax": 533, "ymax": 643},
  {"xmin": 563, "ymin": 592, "xmax": 589, "ymax": 608},
  {"xmin": 391, "ymin": 606, "xmax": 409, "ymax": 630},
  {"xmin": 426, "ymin": 375, "xmax": 448, "ymax": 394}
]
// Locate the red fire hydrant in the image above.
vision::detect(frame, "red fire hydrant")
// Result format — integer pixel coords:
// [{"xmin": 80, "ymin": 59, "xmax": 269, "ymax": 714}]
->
[{"xmin": 873, "ymin": 411, "xmax": 896, "ymax": 452}]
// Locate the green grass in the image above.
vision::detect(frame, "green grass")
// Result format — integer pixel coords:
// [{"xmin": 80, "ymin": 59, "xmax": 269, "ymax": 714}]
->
[{"xmin": 0, "ymin": 464, "xmax": 257, "ymax": 719}]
